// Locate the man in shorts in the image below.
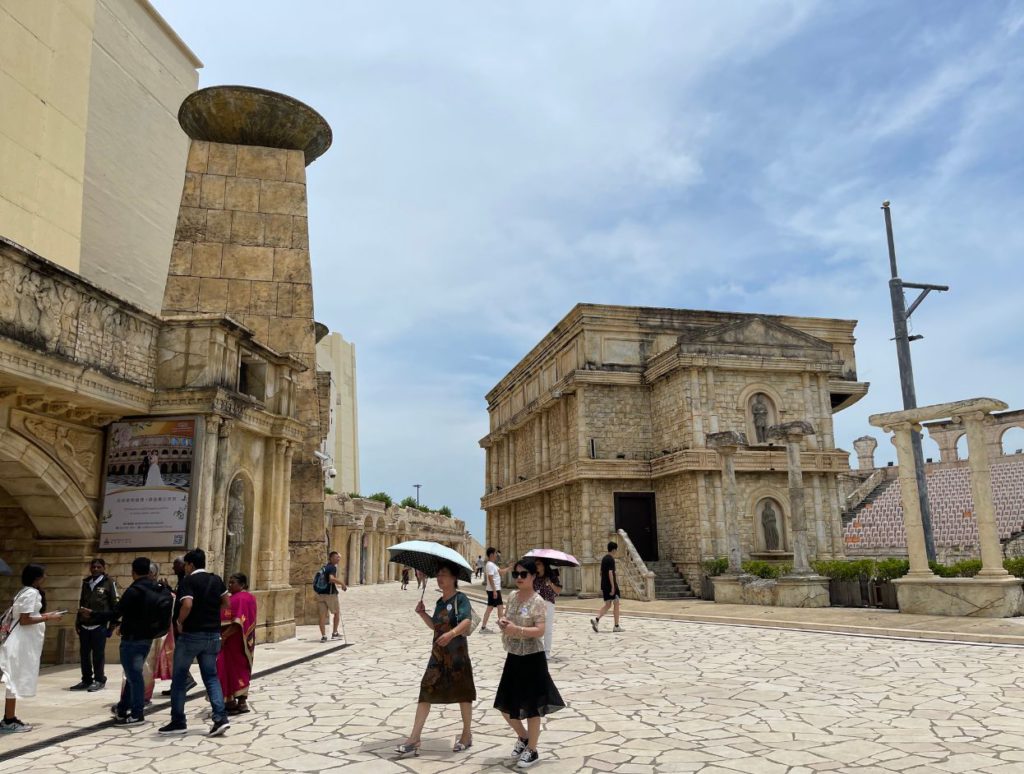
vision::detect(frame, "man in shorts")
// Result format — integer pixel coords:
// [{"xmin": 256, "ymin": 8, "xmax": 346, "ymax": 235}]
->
[
  {"xmin": 316, "ymin": 551, "xmax": 347, "ymax": 643},
  {"xmin": 591, "ymin": 542, "xmax": 623, "ymax": 633},
  {"xmin": 479, "ymin": 546, "xmax": 505, "ymax": 632}
]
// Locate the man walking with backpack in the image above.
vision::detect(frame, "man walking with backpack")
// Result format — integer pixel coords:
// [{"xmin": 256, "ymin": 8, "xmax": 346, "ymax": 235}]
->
[
  {"xmin": 314, "ymin": 550, "xmax": 347, "ymax": 643},
  {"xmin": 160, "ymin": 548, "xmax": 231, "ymax": 737},
  {"xmin": 85, "ymin": 557, "xmax": 172, "ymax": 725}
]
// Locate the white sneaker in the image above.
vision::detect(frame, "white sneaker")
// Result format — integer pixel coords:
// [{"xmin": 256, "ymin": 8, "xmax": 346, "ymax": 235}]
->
[
  {"xmin": 613, "ymin": 625, "xmax": 624, "ymax": 633},
  {"xmin": 517, "ymin": 748, "xmax": 540, "ymax": 768},
  {"xmin": 510, "ymin": 736, "xmax": 528, "ymax": 759}
]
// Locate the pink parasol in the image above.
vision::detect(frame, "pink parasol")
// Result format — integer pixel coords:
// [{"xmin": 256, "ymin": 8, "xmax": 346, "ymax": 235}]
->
[{"xmin": 523, "ymin": 548, "xmax": 580, "ymax": 567}]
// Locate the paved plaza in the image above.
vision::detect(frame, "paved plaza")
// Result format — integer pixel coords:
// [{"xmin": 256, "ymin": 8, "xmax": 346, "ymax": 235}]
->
[{"xmin": 4, "ymin": 583, "xmax": 1024, "ymax": 772}]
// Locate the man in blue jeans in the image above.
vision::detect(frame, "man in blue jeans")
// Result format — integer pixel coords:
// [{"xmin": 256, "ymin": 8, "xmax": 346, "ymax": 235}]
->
[{"xmin": 159, "ymin": 548, "xmax": 232, "ymax": 736}]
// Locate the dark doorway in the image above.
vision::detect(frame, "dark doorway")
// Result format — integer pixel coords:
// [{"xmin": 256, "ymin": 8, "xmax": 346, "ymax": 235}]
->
[{"xmin": 614, "ymin": 492, "xmax": 658, "ymax": 561}]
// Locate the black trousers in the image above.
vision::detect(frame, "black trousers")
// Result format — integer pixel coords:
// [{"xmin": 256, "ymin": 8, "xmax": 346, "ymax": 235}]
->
[{"xmin": 79, "ymin": 627, "xmax": 108, "ymax": 683}]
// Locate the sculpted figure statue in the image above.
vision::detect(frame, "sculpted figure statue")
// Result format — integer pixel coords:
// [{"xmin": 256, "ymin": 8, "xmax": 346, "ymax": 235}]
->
[
  {"xmin": 752, "ymin": 394, "xmax": 770, "ymax": 443},
  {"xmin": 761, "ymin": 501, "xmax": 780, "ymax": 551},
  {"xmin": 225, "ymin": 478, "xmax": 245, "ymax": 575}
]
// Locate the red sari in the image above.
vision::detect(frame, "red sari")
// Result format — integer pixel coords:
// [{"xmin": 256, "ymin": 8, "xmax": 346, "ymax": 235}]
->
[{"xmin": 217, "ymin": 590, "xmax": 257, "ymax": 701}]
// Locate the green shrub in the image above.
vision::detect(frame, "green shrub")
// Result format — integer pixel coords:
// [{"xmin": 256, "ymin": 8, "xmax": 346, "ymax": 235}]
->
[
  {"xmin": 438, "ymin": 506, "xmax": 453, "ymax": 517},
  {"xmin": 348, "ymin": 492, "xmax": 362, "ymax": 499},
  {"xmin": 1004, "ymin": 557, "xmax": 1024, "ymax": 577},
  {"xmin": 811, "ymin": 559, "xmax": 875, "ymax": 581},
  {"xmin": 874, "ymin": 558, "xmax": 910, "ymax": 581},
  {"xmin": 742, "ymin": 560, "xmax": 791, "ymax": 579},
  {"xmin": 324, "ymin": 486, "xmax": 334, "ymax": 495},
  {"xmin": 701, "ymin": 557, "xmax": 729, "ymax": 577},
  {"xmin": 367, "ymin": 492, "xmax": 393, "ymax": 507},
  {"xmin": 399, "ymin": 496, "xmax": 418, "ymax": 509}
]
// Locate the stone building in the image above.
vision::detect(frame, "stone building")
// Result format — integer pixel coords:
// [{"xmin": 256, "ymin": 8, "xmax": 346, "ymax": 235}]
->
[
  {"xmin": 480, "ymin": 304, "xmax": 867, "ymax": 596},
  {"xmin": 316, "ymin": 331, "xmax": 360, "ymax": 495},
  {"xmin": 0, "ymin": 0, "xmax": 338, "ymax": 662},
  {"xmin": 327, "ymin": 495, "xmax": 481, "ymax": 585}
]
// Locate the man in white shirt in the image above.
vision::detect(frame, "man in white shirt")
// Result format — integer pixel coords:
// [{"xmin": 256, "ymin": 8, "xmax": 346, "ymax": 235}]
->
[{"xmin": 480, "ymin": 547, "xmax": 506, "ymax": 633}]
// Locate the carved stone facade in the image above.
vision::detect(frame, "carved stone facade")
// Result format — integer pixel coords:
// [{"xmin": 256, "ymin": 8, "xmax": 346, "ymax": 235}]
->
[
  {"xmin": 0, "ymin": 85, "xmax": 333, "ymax": 662},
  {"xmin": 481, "ymin": 305, "xmax": 867, "ymax": 595}
]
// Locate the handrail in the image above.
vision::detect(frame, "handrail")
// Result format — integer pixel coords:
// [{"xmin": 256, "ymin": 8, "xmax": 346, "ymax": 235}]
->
[
  {"xmin": 616, "ymin": 529, "xmax": 656, "ymax": 602},
  {"xmin": 845, "ymin": 469, "xmax": 885, "ymax": 511}
]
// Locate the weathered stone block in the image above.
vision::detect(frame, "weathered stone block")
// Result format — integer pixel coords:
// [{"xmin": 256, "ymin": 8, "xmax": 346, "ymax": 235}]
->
[
  {"xmin": 205, "ymin": 209, "xmax": 232, "ymax": 242},
  {"xmin": 276, "ymin": 283, "xmax": 293, "ymax": 316},
  {"xmin": 207, "ymin": 143, "xmax": 238, "ymax": 176},
  {"xmin": 269, "ymin": 318, "xmax": 313, "ymax": 355},
  {"xmin": 273, "ymin": 248, "xmax": 311, "ymax": 283},
  {"xmin": 242, "ymin": 314, "xmax": 270, "ymax": 343},
  {"xmin": 181, "ymin": 173, "xmax": 201, "ymax": 208},
  {"xmin": 292, "ymin": 288, "xmax": 313, "ymax": 317},
  {"xmin": 168, "ymin": 242, "xmax": 192, "ymax": 276},
  {"xmin": 186, "ymin": 140, "xmax": 209, "ymax": 173},
  {"xmin": 224, "ymin": 177, "xmax": 260, "ymax": 212},
  {"xmin": 226, "ymin": 279, "xmax": 252, "ymax": 316},
  {"xmin": 163, "ymin": 276, "xmax": 201, "ymax": 312},
  {"xmin": 176, "ymin": 206, "xmax": 207, "ymax": 241},
  {"xmin": 291, "ymin": 216, "xmax": 308, "ymax": 248},
  {"xmin": 895, "ymin": 576, "xmax": 1024, "ymax": 617},
  {"xmin": 221, "ymin": 244, "xmax": 275, "ymax": 281},
  {"xmin": 191, "ymin": 242, "xmax": 223, "ymax": 277},
  {"xmin": 285, "ymin": 150, "xmax": 306, "ymax": 183},
  {"xmin": 230, "ymin": 211, "xmax": 265, "ymax": 246},
  {"xmin": 200, "ymin": 174, "xmax": 226, "ymax": 210},
  {"xmin": 259, "ymin": 181, "xmax": 306, "ymax": 216},
  {"xmin": 198, "ymin": 278, "xmax": 228, "ymax": 313},
  {"xmin": 250, "ymin": 282, "xmax": 277, "ymax": 315},
  {"xmin": 237, "ymin": 146, "xmax": 288, "ymax": 181},
  {"xmin": 264, "ymin": 214, "xmax": 293, "ymax": 247}
]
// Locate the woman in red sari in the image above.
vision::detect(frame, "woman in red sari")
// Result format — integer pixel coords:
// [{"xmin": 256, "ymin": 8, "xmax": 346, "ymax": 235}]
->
[{"xmin": 217, "ymin": 572, "xmax": 258, "ymax": 714}]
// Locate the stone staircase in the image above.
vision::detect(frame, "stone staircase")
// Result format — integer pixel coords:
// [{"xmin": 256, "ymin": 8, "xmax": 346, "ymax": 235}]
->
[
  {"xmin": 842, "ymin": 477, "xmax": 894, "ymax": 526},
  {"xmin": 647, "ymin": 560, "xmax": 697, "ymax": 600}
]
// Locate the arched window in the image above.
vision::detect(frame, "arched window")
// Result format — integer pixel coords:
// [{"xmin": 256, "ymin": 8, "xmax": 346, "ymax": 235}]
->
[
  {"xmin": 955, "ymin": 434, "xmax": 969, "ymax": 461},
  {"xmin": 1002, "ymin": 426, "xmax": 1024, "ymax": 456}
]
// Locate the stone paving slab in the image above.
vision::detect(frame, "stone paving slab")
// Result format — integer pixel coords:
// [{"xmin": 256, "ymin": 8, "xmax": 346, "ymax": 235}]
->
[
  {"xmin": 461, "ymin": 585, "xmax": 1024, "ymax": 646},
  {"xmin": 4, "ymin": 583, "xmax": 1024, "ymax": 772}
]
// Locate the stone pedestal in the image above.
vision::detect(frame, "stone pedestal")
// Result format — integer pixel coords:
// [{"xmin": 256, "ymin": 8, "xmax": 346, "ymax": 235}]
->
[
  {"xmin": 894, "ymin": 576, "xmax": 1024, "ymax": 618},
  {"xmin": 713, "ymin": 574, "xmax": 830, "ymax": 608},
  {"xmin": 252, "ymin": 586, "xmax": 297, "ymax": 643}
]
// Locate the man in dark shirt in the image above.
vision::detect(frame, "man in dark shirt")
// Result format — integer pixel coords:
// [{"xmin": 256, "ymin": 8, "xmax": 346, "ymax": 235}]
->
[
  {"xmin": 316, "ymin": 550, "xmax": 348, "ymax": 643},
  {"xmin": 71, "ymin": 558, "xmax": 118, "ymax": 692},
  {"xmin": 591, "ymin": 542, "xmax": 623, "ymax": 633},
  {"xmin": 159, "ymin": 548, "xmax": 231, "ymax": 737}
]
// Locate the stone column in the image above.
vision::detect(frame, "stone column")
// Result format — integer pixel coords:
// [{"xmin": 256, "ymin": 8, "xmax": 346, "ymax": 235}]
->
[
  {"xmin": 706, "ymin": 431, "xmax": 748, "ymax": 574},
  {"xmin": 209, "ymin": 418, "xmax": 235, "ymax": 573},
  {"xmin": 540, "ymin": 411, "xmax": 549, "ymax": 471},
  {"xmin": 690, "ymin": 369, "xmax": 705, "ymax": 447},
  {"xmin": 768, "ymin": 421, "xmax": 815, "ymax": 575},
  {"xmin": 955, "ymin": 410, "xmax": 1009, "ymax": 578},
  {"xmin": 347, "ymin": 529, "xmax": 361, "ymax": 585},
  {"xmin": 887, "ymin": 422, "xmax": 934, "ymax": 577},
  {"xmin": 280, "ymin": 443, "xmax": 295, "ymax": 585},
  {"xmin": 196, "ymin": 416, "xmax": 222, "ymax": 551},
  {"xmin": 852, "ymin": 436, "xmax": 878, "ymax": 470}
]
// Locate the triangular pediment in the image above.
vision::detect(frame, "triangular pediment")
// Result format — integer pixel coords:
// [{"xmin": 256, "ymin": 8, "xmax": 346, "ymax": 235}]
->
[{"xmin": 671, "ymin": 316, "xmax": 835, "ymax": 362}]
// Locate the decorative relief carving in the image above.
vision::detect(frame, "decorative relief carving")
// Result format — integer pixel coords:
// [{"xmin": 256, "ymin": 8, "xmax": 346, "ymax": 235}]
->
[{"xmin": 9, "ymin": 409, "xmax": 103, "ymax": 498}]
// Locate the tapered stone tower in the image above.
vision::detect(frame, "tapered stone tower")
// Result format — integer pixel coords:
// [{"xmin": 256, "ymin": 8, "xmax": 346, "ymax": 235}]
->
[{"xmin": 164, "ymin": 86, "xmax": 332, "ymax": 623}]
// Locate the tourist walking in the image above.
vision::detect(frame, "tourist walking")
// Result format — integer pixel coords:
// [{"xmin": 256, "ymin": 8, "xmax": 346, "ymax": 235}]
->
[
  {"xmin": 71, "ymin": 557, "xmax": 118, "ymax": 692},
  {"xmin": 90, "ymin": 557, "xmax": 173, "ymax": 725},
  {"xmin": 494, "ymin": 558, "xmax": 564, "ymax": 769},
  {"xmin": 480, "ymin": 546, "xmax": 505, "ymax": 633},
  {"xmin": 160, "ymin": 548, "xmax": 231, "ymax": 737},
  {"xmin": 314, "ymin": 550, "xmax": 347, "ymax": 643},
  {"xmin": 0, "ymin": 564, "xmax": 65, "ymax": 733},
  {"xmin": 159, "ymin": 557, "xmax": 196, "ymax": 697},
  {"xmin": 475, "ymin": 555, "xmax": 484, "ymax": 579},
  {"xmin": 217, "ymin": 573, "xmax": 257, "ymax": 715},
  {"xmin": 533, "ymin": 558, "xmax": 561, "ymax": 657},
  {"xmin": 415, "ymin": 569, "xmax": 426, "ymax": 591},
  {"xmin": 396, "ymin": 563, "xmax": 476, "ymax": 757},
  {"xmin": 401, "ymin": 567, "xmax": 410, "ymax": 590},
  {"xmin": 591, "ymin": 542, "xmax": 623, "ymax": 633}
]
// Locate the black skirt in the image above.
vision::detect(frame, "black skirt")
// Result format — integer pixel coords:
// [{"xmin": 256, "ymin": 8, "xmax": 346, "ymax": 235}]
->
[{"xmin": 493, "ymin": 651, "xmax": 565, "ymax": 719}]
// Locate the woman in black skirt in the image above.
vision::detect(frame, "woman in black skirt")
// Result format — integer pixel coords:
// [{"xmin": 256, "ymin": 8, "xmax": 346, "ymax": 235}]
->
[
  {"xmin": 495, "ymin": 557, "xmax": 565, "ymax": 769},
  {"xmin": 396, "ymin": 563, "xmax": 476, "ymax": 756}
]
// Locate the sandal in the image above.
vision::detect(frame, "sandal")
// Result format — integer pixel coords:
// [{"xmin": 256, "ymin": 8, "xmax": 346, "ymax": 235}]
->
[
  {"xmin": 395, "ymin": 741, "xmax": 420, "ymax": 757},
  {"xmin": 453, "ymin": 734, "xmax": 473, "ymax": 752}
]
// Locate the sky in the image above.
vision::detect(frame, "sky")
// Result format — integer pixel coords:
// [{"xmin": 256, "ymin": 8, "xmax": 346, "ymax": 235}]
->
[{"xmin": 156, "ymin": 1, "xmax": 1024, "ymax": 543}]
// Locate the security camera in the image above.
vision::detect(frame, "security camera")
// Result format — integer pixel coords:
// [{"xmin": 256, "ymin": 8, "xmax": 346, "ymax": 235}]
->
[
  {"xmin": 327, "ymin": 467, "xmax": 338, "ymax": 478},
  {"xmin": 313, "ymin": 451, "xmax": 330, "ymax": 462}
]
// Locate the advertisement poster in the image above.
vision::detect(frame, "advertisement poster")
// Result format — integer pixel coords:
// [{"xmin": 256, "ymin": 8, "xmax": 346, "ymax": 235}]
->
[{"xmin": 100, "ymin": 417, "xmax": 197, "ymax": 550}]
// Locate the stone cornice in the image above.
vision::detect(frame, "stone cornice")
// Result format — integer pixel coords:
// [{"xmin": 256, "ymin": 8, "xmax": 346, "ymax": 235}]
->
[
  {"xmin": 479, "ymin": 448, "xmax": 851, "ymax": 507},
  {"xmin": 148, "ymin": 387, "xmax": 305, "ymax": 440},
  {"xmin": 644, "ymin": 350, "xmax": 843, "ymax": 383}
]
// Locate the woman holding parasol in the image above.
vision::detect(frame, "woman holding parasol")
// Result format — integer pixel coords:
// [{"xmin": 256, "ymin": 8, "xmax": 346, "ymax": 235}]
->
[{"xmin": 389, "ymin": 542, "xmax": 477, "ymax": 757}]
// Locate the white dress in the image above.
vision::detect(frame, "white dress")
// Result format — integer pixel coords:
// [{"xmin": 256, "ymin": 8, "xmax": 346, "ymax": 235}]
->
[
  {"xmin": 0, "ymin": 587, "xmax": 45, "ymax": 698},
  {"xmin": 145, "ymin": 460, "xmax": 164, "ymax": 487}
]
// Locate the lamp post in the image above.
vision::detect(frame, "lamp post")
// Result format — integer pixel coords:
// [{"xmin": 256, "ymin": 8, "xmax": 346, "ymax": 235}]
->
[{"xmin": 413, "ymin": 484, "xmax": 422, "ymax": 506}]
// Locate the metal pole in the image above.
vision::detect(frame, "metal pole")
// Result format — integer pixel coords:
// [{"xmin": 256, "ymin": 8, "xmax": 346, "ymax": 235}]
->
[
  {"xmin": 881, "ymin": 201, "xmax": 936, "ymax": 562},
  {"xmin": 414, "ymin": 484, "xmax": 421, "ymax": 506}
]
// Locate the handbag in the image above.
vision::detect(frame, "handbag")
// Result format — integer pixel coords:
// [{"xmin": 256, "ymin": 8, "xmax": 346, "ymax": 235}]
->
[{"xmin": 0, "ymin": 590, "xmax": 29, "ymax": 648}]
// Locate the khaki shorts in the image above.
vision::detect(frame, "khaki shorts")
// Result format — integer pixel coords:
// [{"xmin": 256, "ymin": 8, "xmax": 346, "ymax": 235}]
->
[{"xmin": 316, "ymin": 593, "xmax": 340, "ymax": 617}]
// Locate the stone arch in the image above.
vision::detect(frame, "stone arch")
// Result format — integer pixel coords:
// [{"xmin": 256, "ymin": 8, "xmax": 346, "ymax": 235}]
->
[
  {"xmin": 1000, "ymin": 426, "xmax": 1024, "ymax": 456},
  {"xmin": 746, "ymin": 488, "xmax": 790, "ymax": 554},
  {"xmin": 737, "ymin": 383, "xmax": 783, "ymax": 445},
  {"xmin": 0, "ymin": 427, "xmax": 96, "ymax": 538},
  {"xmin": 955, "ymin": 433, "xmax": 969, "ymax": 461}
]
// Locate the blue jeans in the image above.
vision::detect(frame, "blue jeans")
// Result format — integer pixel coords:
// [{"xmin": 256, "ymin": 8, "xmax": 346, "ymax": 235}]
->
[
  {"xmin": 117, "ymin": 638, "xmax": 152, "ymax": 719},
  {"xmin": 171, "ymin": 631, "xmax": 225, "ymax": 725}
]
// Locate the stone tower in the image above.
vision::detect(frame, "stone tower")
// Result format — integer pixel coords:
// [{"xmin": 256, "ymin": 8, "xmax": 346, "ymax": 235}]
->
[{"xmin": 163, "ymin": 86, "xmax": 331, "ymax": 623}]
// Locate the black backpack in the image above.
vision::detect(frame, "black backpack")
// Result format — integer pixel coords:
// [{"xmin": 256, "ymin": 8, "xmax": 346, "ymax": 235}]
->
[{"xmin": 141, "ymin": 583, "xmax": 174, "ymax": 638}]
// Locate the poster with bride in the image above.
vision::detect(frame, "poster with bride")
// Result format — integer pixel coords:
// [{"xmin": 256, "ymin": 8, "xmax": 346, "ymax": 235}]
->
[{"xmin": 100, "ymin": 417, "xmax": 197, "ymax": 550}]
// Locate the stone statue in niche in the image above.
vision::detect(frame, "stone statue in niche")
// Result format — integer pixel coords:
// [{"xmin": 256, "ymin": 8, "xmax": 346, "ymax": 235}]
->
[
  {"xmin": 752, "ymin": 393, "xmax": 770, "ymax": 443},
  {"xmin": 224, "ymin": 478, "xmax": 245, "ymax": 575},
  {"xmin": 761, "ymin": 500, "xmax": 781, "ymax": 551}
]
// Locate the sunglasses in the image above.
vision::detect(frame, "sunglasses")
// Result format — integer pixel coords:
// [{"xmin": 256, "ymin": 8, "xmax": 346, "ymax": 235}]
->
[{"xmin": 511, "ymin": 570, "xmax": 531, "ymax": 579}]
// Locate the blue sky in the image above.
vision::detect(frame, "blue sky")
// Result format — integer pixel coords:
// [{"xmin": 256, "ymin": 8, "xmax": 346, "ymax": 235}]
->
[{"xmin": 156, "ymin": 1, "xmax": 1024, "ymax": 543}]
